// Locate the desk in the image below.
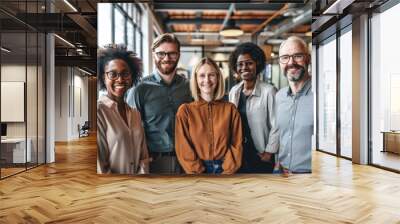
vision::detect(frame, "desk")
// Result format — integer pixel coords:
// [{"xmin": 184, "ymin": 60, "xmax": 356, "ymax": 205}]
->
[
  {"xmin": 1, "ymin": 138, "xmax": 31, "ymax": 163},
  {"xmin": 381, "ymin": 131, "xmax": 400, "ymax": 154}
]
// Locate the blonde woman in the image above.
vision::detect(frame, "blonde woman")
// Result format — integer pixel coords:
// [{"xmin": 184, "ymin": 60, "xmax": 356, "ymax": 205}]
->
[{"xmin": 175, "ymin": 57, "xmax": 243, "ymax": 174}]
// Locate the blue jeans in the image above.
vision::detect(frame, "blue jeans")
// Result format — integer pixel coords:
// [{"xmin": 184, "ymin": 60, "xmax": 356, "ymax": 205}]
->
[{"xmin": 203, "ymin": 160, "xmax": 223, "ymax": 174}]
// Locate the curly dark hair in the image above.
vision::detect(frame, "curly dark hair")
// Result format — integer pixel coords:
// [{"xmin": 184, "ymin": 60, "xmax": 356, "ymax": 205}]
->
[
  {"xmin": 97, "ymin": 44, "xmax": 142, "ymax": 90},
  {"xmin": 229, "ymin": 42, "xmax": 266, "ymax": 75}
]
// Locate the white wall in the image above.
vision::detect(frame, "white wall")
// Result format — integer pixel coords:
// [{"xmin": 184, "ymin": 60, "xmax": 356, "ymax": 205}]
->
[{"xmin": 54, "ymin": 66, "xmax": 89, "ymax": 141}]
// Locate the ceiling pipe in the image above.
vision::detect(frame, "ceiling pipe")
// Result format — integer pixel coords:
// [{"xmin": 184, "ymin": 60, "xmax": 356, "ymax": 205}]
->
[
  {"xmin": 220, "ymin": 3, "xmax": 236, "ymax": 31},
  {"xmin": 251, "ymin": 3, "xmax": 288, "ymax": 35},
  {"xmin": 269, "ymin": 8, "xmax": 312, "ymax": 38}
]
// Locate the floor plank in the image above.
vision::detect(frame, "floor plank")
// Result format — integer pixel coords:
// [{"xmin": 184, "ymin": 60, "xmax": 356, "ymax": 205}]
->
[{"xmin": 0, "ymin": 135, "xmax": 399, "ymax": 223}]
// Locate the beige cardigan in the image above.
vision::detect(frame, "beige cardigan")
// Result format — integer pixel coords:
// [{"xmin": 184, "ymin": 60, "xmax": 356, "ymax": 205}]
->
[{"xmin": 97, "ymin": 95, "xmax": 149, "ymax": 174}]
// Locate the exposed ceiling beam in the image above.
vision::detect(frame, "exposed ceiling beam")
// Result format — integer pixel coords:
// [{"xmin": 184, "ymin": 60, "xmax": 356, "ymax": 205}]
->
[
  {"xmin": 66, "ymin": 13, "xmax": 97, "ymax": 45},
  {"xmin": 270, "ymin": 7, "xmax": 312, "ymax": 38},
  {"xmin": 165, "ymin": 18, "xmax": 265, "ymax": 25},
  {"xmin": 251, "ymin": 3, "xmax": 289, "ymax": 35},
  {"xmin": 55, "ymin": 55, "xmax": 96, "ymax": 69},
  {"xmin": 174, "ymin": 32, "xmax": 253, "ymax": 37},
  {"xmin": 153, "ymin": 3, "xmax": 284, "ymax": 11}
]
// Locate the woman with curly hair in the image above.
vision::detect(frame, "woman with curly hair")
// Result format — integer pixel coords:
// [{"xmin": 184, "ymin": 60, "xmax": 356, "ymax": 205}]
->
[{"xmin": 97, "ymin": 45, "xmax": 149, "ymax": 174}]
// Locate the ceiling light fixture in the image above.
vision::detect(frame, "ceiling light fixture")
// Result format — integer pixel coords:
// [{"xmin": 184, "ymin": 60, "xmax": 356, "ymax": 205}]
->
[
  {"xmin": 220, "ymin": 19, "xmax": 243, "ymax": 37},
  {"xmin": 63, "ymin": 0, "xmax": 78, "ymax": 12},
  {"xmin": 1, "ymin": 47, "xmax": 11, "ymax": 53},
  {"xmin": 78, "ymin": 67, "xmax": 93, "ymax": 76},
  {"xmin": 54, "ymin": 34, "xmax": 75, "ymax": 48},
  {"xmin": 221, "ymin": 37, "xmax": 240, "ymax": 45}
]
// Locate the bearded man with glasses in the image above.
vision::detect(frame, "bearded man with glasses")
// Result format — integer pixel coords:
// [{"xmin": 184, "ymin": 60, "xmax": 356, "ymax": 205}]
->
[
  {"xmin": 128, "ymin": 33, "xmax": 192, "ymax": 174},
  {"xmin": 275, "ymin": 36, "xmax": 313, "ymax": 174}
]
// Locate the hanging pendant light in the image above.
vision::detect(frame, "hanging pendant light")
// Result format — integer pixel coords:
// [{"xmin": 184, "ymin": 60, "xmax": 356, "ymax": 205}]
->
[{"xmin": 219, "ymin": 19, "xmax": 243, "ymax": 37}]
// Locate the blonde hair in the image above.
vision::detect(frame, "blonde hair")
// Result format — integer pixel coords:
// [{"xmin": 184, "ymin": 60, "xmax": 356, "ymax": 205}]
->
[
  {"xmin": 279, "ymin": 36, "xmax": 310, "ymax": 55},
  {"xmin": 190, "ymin": 57, "xmax": 225, "ymax": 101}
]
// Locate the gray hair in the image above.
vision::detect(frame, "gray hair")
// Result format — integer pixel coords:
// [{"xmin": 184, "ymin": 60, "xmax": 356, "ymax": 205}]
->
[{"xmin": 279, "ymin": 36, "xmax": 309, "ymax": 55}]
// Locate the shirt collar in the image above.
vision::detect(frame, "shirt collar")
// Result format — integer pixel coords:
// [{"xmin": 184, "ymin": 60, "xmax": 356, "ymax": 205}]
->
[
  {"xmin": 287, "ymin": 78, "xmax": 312, "ymax": 96},
  {"xmin": 238, "ymin": 79, "xmax": 261, "ymax": 97},
  {"xmin": 99, "ymin": 94, "xmax": 117, "ymax": 109},
  {"xmin": 195, "ymin": 97, "xmax": 221, "ymax": 106},
  {"xmin": 153, "ymin": 70, "xmax": 180, "ymax": 86}
]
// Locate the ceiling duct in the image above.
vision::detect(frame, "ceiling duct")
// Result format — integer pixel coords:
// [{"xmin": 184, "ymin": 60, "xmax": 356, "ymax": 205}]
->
[{"xmin": 263, "ymin": 5, "xmax": 312, "ymax": 40}]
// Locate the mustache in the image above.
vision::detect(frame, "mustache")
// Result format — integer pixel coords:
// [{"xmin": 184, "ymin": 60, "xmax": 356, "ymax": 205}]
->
[
  {"xmin": 285, "ymin": 64, "xmax": 304, "ymax": 70},
  {"xmin": 240, "ymin": 70, "xmax": 251, "ymax": 73}
]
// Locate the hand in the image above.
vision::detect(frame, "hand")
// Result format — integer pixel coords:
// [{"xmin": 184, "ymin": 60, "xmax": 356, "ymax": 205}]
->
[{"xmin": 258, "ymin": 152, "xmax": 272, "ymax": 162}]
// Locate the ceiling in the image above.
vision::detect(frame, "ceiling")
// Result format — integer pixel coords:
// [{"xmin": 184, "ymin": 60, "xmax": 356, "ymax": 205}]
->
[
  {"xmin": 1, "ymin": 0, "xmax": 311, "ymax": 74},
  {"xmin": 0, "ymin": 0, "xmax": 97, "ymax": 73},
  {"xmin": 152, "ymin": 2, "xmax": 311, "ymax": 47}
]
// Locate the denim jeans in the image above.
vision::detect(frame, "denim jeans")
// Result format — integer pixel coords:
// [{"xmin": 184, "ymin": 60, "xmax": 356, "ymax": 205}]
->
[{"xmin": 203, "ymin": 160, "xmax": 223, "ymax": 174}]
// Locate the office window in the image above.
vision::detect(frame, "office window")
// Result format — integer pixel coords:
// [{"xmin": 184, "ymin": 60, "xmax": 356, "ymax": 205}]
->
[
  {"xmin": 135, "ymin": 6, "xmax": 142, "ymax": 58},
  {"xmin": 135, "ymin": 29, "xmax": 142, "ymax": 57},
  {"xmin": 339, "ymin": 28, "xmax": 352, "ymax": 158},
  {"xmin": 317, "ymin": 36, "xmax": 337, "ymax": 154},
  {"xmin": 97, "ymin": 4, "xmax": 112, "ymax": 47},
  {"xmin": 371, "ymin": 2, "xmax": 400, "ymax": 171},
  {"xmin": 127, "ymin": 21, "xmax": 134, "ymax": 51},
  {"xmin": 114, "ymin": 7, "xmax": 125, "ymax": 45}
]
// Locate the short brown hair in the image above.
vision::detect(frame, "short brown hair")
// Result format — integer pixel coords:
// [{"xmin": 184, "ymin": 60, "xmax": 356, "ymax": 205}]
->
[
  {"xmin": 190, "ymin": 57, "xmax": 225, "ymax": 101},
  {"xmin": 151, "ymin": 33, "xmax": 180, "ymax": 52}
]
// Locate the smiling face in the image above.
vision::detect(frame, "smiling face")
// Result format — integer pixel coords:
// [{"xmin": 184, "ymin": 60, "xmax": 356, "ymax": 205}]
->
[
  {"xmin": 279, "ymin": 40, "xmax": 310, "ymax": 82},
  {"xmin": 236, "ymin": 53, "xmax": 257, "ymax": 82},
  {"xmin": 196, "ymin": 63, "xmax": 218, "ymax": 99},
  {"xmin": 104, "ymin": 59, "xmax": 132, "ymax": 101},
  {"xmin": 153, "ymin": 42, "xmax": 180, "ymax": 75}
]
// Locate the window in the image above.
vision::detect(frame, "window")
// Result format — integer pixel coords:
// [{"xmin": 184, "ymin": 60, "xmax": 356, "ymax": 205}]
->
[
  {"xmin": 339, "ymin": 27, "xmax": 352, "ymax": 158},
  {"xmin": 317, "ymin": 35, "xmax": 337, "ymax": 155},
  {"xmin": 127, "ymin": 21, "xmax": 134, "ymax": 51},
  {"xmin": 114, "ymin": 6, "xmax": 125, "ymax": 45},
  {"xmin": 97, "ymin": 4, "xmax": 112, "ymax": 47},
  {"xmin": 371, "ymin": 2, "xmax": 400, "ymax": 171}
]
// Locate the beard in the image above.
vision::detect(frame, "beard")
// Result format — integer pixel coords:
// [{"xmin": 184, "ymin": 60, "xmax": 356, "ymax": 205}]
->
[
  {"xmin": 155, "ymin": 59, "xmax": 178, "ymax": 75},
  {"xmin": 284, "ymin": 64, "xmax": 307, "ymax": 82}
]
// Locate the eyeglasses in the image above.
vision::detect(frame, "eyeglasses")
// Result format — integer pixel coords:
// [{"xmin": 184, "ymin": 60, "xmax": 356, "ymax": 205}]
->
[
  {"xmin": 105, "ymin": 71, "xmax": 131, "ymax": 80},
  {"xmin": 236, "ymin": 61, "xmax": 254, "ymax": 68},
  {"xmin": 279, "ymin": 53, "xmax": 306, "ymax": 64},
  {"xmin": 154, "ymin": 51, "xmax": 179, "ymax": 59}
]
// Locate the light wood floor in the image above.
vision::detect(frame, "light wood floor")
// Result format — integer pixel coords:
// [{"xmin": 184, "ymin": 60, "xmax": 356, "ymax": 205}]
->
[
  {"xmin": 0, "ymin": 135, "xmax": 400, "ymax": 223},
  {"xmin": 372, "ymin": 150, "xmax": 400, "ymax": 171}
]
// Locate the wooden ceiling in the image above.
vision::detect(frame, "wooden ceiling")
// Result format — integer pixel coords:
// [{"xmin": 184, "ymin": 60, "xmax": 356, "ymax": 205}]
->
[{"xmin": 153, "ymin": 2, "xmax": 311, "ymax": 46}]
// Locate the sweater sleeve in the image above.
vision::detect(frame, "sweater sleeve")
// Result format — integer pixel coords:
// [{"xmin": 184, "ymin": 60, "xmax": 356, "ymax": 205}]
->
[
  {"xmin": 97, "ymin": 106, "xmax": 111, "ymax": 174},
  {"xmin": 175, "ymin": 104, "xmax": 205, "ymax": 174},
  {"xmin": 222, "ymin": 105, "xmax": 243, "ymax": 174},
  {"xmin": 265, "ymin": 86, "xmax": 279, "ymax": 154},
  {"xmin": 137, "ymin": 112, "xmax": 150, "ymax": 174}
]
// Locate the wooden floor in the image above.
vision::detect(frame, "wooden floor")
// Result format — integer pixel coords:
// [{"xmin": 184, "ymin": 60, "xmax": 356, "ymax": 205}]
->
[
  {"xmin": 372, "ymin": 150, "xmax": 400, "ymax": 171},
  {"xmin": 0, "ymin": 135, "xmax": 400, "ymax": 223}
]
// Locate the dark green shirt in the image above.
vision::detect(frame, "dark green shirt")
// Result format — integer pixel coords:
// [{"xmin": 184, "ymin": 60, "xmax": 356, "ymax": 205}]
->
[{"xmin": 130, "ymin": 72, "xmax": 192, "ymax": 153}]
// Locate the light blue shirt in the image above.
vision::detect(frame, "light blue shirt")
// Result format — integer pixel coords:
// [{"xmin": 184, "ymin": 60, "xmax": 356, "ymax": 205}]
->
[{"xmin": 276, "ymin": 79, "xmax": 313, "ymax": 173}]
